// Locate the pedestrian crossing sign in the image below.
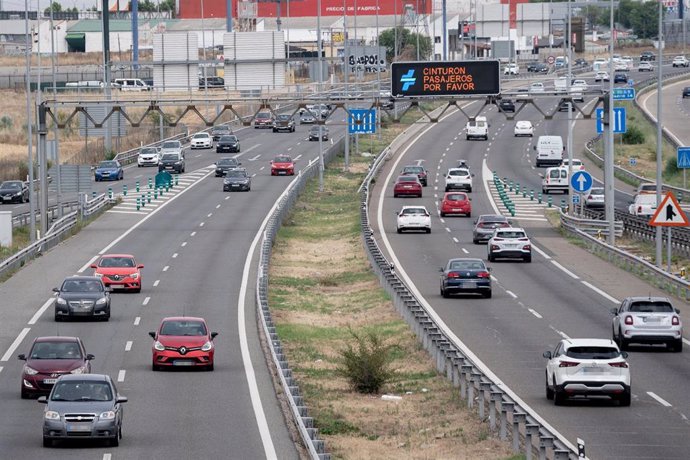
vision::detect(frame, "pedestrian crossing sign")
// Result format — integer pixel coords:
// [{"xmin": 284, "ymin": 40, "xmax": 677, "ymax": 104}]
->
[
  {"xmin": 649, "ymin": 192, "xmax": 690, "ymax": 227},
  {"xmin": 677, "ymin": 147, "xmax": 690, "ymax": 169}
]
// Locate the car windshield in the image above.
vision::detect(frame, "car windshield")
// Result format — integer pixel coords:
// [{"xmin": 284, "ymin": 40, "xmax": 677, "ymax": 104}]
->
[
  {"xmin": 140, "ymin": 148, "xmax": 157, "ymax": 155},
  {"xmin": 446, "ymin": 193, "xmax": 467, "ymax": 201},
  {"xmin": 161, "ymin": 141, "xmax": 180, "ymax": 149},
  {"xmin": 218, "ymin": 159, "xmax": 237, "ymax": 166},
  {"xmin": 220, "ymin": 136, "xmax": 237, "ymax": 142},
  {"xmin": 401, "ymin": 208, "xmax": 427, "ymax": 216},
  {"xmin": 0, "ymin": 182, "xmax": 21, "ymax": 190},
  {"xmin": 30, "ymin": 341, "xmax": 82, "ymax": 360},
  {"xmin": 193, "ymin": 133, "xmax": 209, "ymax": 138},
  {"xmin": 61, "ymin": 280, "xmax": 104, "ymax": 292},
  {"xmin": 274, "ymin": 156, "xmax": 291, "ymax": 163},
  {"xmin": 398, "ymin": 176, "xmax": 418, "ymax": 182},
  {"xmin": 277, "ymin": 115, "xmax": 291, "ymax": 121},
  {"xmin": 256, "ymin": 113, "xmax": 271, "ymax": 119},
  {"xmin": 449, "ymin": 260, "xmax": 485, "ymax": 271},
  {"xmin": 629, "ymin": 301, "xmax": 674, "ymax": 313},
  {"xmin": 495, "ymin": 231, "xmax": 526, "ymax": 239},
  {"xmin": 310, "ymin": 126, "xmax": 326, "ymax": 132},
  {"xmin": 51, "ymin": 381, "xmax": 112, "ymax": 402},
  {"xmin": 99, "ymin": 257, "xmax": 135, "ymax": 268},
  {"xmin": 160, "ymin": 320, "xmax": 207, "ymax": 336},
  {"xmin": 99, "ymin": 161, "xmax": 117, "ymax": 168},
  {"xmin": 161, "ymin": 153, "xmax": 179, "ymax": 161},
  {"xmin": 448, "ymin": 170, "xmax": 469, "ymax": 177},
  {"xmin": 565, "ymin": 346, "xmax": 620, "ymax": 360},
  {"xmin": 226, "ymin": 170, "xmax": 247, "ymax": 178},
  {"xmin": 403, "ymin": 166, "xmax": 423, "ymax": 174}
]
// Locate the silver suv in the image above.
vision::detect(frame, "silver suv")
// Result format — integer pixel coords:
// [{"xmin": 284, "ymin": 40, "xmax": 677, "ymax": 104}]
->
[{"xmin": 611, "ymin": 296, "xmax": 683, "ymax": 352}]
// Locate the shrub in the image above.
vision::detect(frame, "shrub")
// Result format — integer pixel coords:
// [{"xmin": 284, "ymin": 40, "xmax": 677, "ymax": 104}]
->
[
  {"xmin": 622, "ymin": 125, "xmax": 645, "ymax": 145},
  {"xmin": 0, "ymin": 115, "xmax": 13, "ymax": 130},
  {"xmin": 665, "ymin": 156, "xmax": 679, "ymax": 175},
  {"xmin": 336, "ymin": 328, "xmax": 398, "ymax": 394}
]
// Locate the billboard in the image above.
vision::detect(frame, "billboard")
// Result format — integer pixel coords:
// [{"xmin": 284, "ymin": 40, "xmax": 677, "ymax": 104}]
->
[
  {"xmin": 391, "ymin": 61, "xmax": 501, "ymax": 97},
  {"xmin": 346, "ymin": 45, "xmax": 386, "ymax": 74}
]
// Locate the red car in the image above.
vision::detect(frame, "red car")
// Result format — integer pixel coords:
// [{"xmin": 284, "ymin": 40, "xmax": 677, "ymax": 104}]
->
[
  {"xmin": 393, "ymin": 175, "xmax": 423, "ymax": 198},
  {"xmin": 271, "ymin": 155, "xmax": 295, "ymax": 176},
  {"xmin": 254, "ymin": 111, "xmax": 274, "ymax": 128},
  {"xmin": 440, "ymin": 192, "xmax": 472, "ymax": 217},
  {"xmin": 149, "ymin": 317, "xmax": 218, "ymax": 371},
  {"xmin": 91, "ymin": 254, "xmax": 143, "ymax": 293},
  {"xmin": 18, "ymin": 336, "xmax": 94, "ymax": 399}
]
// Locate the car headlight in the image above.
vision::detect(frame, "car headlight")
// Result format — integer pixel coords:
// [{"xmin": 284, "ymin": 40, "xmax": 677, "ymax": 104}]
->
[
  {"xmin": 96, "ymin": 297, "xmax": 107, "ymax": 305},
  {"xmin": 44, "ymin": 411, "xmax": 60, "ymax": 420},
  {"xmin": 130, "ymin": 273, "xmax": 139, "ymax": 279},
  {"xmin": 201, "ymin": 341, "xmax": 213, "ymax": 352},
  {"xmin": 154, "ymin": 341, "xmax": 165, "ymax": 351},
  {"xmin": 56, "ymin": 297, "xmax": 67, "ymax": 305},
  {"xmin": 24, "ymin": 365, "xmax": 39, "ymax": 375},
  {"xmin": 14, "ymin": 192, "xmax": 21, "ymax": 196},
  {"xmin": 70, "ymin": 365, "xmax": 87, "ymax": 374},
  {"xmin": 175, "ymin": 161, "xmax": 182, "ymax": 165},
  {"xmin": 99, "ymin": 411, "xmax": 116, "ymax": 420}
]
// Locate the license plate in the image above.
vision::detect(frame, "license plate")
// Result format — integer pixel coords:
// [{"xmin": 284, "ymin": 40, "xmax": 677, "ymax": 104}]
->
[
  {"xmin": 278, "ymin": 171, "xmax": 286, "ymax": 175},
  {"xmin": 452, "ymin": 208, "xmax": 461, "ymax": 212},
  {"xmin": 2, "ymin": 197, "xmax": 10, "ymax": 201},
  {"xmin": 461, "ymin": 281, "xmax": 476, "ymax": 288},
  {"xmin": 644, "ymin": 316, "xmax": 661, "ymax": 322},
  {"xmin": 172, "ymin": 360, "xmax": 194, "ymax": 366},
  {"xmin": 67, "ymin": 423, "xmax": 91, "ymax": 432},
  {"xmin": 43, "ymin": 378, "xmax": 57, "ymax": 384},
  {"xmin": 231, "ymin": 184, "xmax": 240, "ymax": 188},
  {"xmin": 110, "ymin": 284, "xmax": 125, "ymax": 289},
  {"xmin": 403, "ymin": 185, "xmax": 412, "ymax": 189},
  {"xmin": 582, "ymin": 367, "xmax": 601, "ymax": 373}
]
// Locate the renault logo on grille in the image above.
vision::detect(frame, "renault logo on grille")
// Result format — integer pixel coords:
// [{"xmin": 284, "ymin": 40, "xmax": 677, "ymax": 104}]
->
[{"xmin": 179, "ymin": 346, "xmax": 187, "ymax": 355}]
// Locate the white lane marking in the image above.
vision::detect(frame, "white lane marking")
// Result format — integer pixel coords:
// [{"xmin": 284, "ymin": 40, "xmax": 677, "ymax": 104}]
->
[
  {"xmin": 528, "ymin": 308, "xmax": 543, "ymax": 319},
  {"xmin": 1, "ymin": 328, "xmax": 31, "ymax": 361},
  {"xmin": 581, "ymin": 281, "xmax": 619, "ymax": 304},
  {"xmin": 207, "ymin": 213, "xmax": 213, "ymax": 218},
  {"xmin": 181, "ymin": 242, "xmax": 187, "ymax": 247},
  {"xmin": 190, "ymin": 231, "xmax": 196, "ymax": 236},
  {"xmin": 235, "ymin": 144, "xmax": 261, "ymax": 158},
  {"xmin": 172, "ymin": 253, "xmax": 178, "ymax": 258},
  {"xmin": 550, "ymin": 260, "xmax": 580, "ymax": 279},
  {"xmin": 117, "ymin": 370, "xmax": 126, "ymax": 382},
  {"xmin": 294, "ymin": 154, "xmax": 303, "ymax": 161},
  {"xmin": 461, "ymin": 248, "xmax": 469, "ymax": 254},
  {"xmin": 125, "ymin": 341, "xmax": 133, "ymax": 352},
  {"xmin": 103, "ymin": 454, "xmax": 112, "ymax": 460},
  {"xmin": 78, "ymin": 255, "xmax": 99, "ymax": 273},
  {"xmin": 153, "ymin": 279, "xmax": 160, "ymax": 287},
  {"xmin": 506, "ymin": 290, "xmax": 517, "ymax": 299},
  {"xmin": 647, "ymin": 391, "xmax": 673, "ymax": 407},
  {"xmin": 97, "ymin": 168, "xmax": 215, "ymax": 254},
  {"xmin": 143, "ymin": 297, "xmax": 151, "ymax": 306},
  {"xmin": 28, "ymin": 298, "xmax": 55, "ymax": 325},
  {"xmin": 216, "ymin": 204, "xmax": 221, "ymax": 209},
  {"xmin": 445, "ymin": 228, "xmax": 451, "ymax": 233},
  {"xmin": 162, "ymin": 266, "xmax": 169, "ymax": 272},
  {"xmin": 531, "ymin": 244, "xmax": 551, "ymax": 260},
  {"xmin": 0, "ymin": 366, "xmax": 3, "ymax": 374},
  {"xmin": 200, "ymin": 222, "xmax": 205, "ymax": 227},
  {"xmin": 225, "ymin": 196, "xmax": 231, "ymax": 200},
  {"xmin": 134, "ymin": 317, "xmax": 141, "ymax": 326},
  {"xmin": 259, "ymin": 166, "xmax": 265, "ymax": 171},
  {"xmin": 452, "ymin": 237, "xmax": 459, "ymax": 243},
  {"xmin": 377, "ymin": 106, "xmax": 580, "ymax": 454},
  {"xmin": 287, "ymin": 147, "xmax": 292, "ymax": 151},
  {"xmin": 249, "ymin": 154, "xmax": 261, "ymax": 161}
]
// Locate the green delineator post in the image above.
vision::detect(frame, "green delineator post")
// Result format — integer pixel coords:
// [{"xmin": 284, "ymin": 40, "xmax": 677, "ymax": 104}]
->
[
  {"xmin": 136, "ymin": 197, "xmax": 140, "ymax": 211},
  {"xmin": 123, "ymin": 184, "xmax": 128, "ymax": 196}
]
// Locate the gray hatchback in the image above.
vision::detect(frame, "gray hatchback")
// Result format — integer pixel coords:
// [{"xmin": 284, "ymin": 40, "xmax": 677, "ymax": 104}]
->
[
  {"xmin": 39, "ymin": 374, "xmax": 127, "ymax": 447},
  {"xmin": 472, "ymin": 214, "xmax": 511, "ymax": 244}
]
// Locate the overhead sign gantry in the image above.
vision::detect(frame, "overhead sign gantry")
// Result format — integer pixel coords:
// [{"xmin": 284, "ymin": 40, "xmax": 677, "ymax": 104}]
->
[{"xmin": 391, "ymin": 61, "xmax": 501, "ymax": 97}]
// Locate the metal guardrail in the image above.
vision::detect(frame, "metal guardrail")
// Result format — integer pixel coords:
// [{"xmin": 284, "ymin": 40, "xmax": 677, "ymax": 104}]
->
[
  {"xmin": 560, "ymin": 209, "xmax": 623, "ymax": 237},
  {"xmin": 255, "ymin": 138, "xmax": 344, "ymax": 460},
  {"xmin": 358, "ymin": 126, "xmax": 578, "ymax": 459},
  {"xmin": 11, "ymin": 200, "xmax": 80, "ymax": 229}
]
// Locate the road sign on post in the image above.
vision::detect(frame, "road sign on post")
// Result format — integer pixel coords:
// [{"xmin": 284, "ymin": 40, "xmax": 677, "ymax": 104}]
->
[
  {"xmin": 649, "ymin": 192, "xmax": 690, "ymax": 227},
  {"xmin": 596, "ymin": 107, "xmax": 626, "ymax": 134},
  {"xmin": 547, "ymin": 55, "xmax": 555, "ymax": 65},
  {"xmin": 677, "ymin": 147, "xmax": 690, "ymax": 169},
  {"xmin": 612, "ymin": 88, "xmax": 635, "ymax": 100},
  {"xmin": 570, "ymin": 170, "xmax": 593, "ymax": 194},
  {"xmin": 348, "ymin": 109, "xmax": 376, "ymax": 134}
]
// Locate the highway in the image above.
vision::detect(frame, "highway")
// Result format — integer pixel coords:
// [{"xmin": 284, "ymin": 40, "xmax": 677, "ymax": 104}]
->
[
  {"xmin": 0, "ymin": 116, "xmax": 344, "ymax": 458},
  {"xmin": 639, "ymin": 74, "xmax": 690, "ymax": 147},
  {"xmin": 370, "ymin": 70, "xmax": 690, "ymax": 458}
]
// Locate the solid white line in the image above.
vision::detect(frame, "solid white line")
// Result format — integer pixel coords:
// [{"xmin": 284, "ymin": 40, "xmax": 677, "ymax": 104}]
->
[
  {"xmin": 550, "ymin": 260, "xmax": 580, "ymax": 279},
  {"xmin": 117, "ymin": 370, "xmax": 126, "ymax": 382},
  {"xmin": 181, "ymin": 242, "xmax": 187, "ymax": 247},
  {"xmin": 1, "ymin": 328, "xmax": 31, "ymax": 362},
  {"xmin": 452, "ymin": 237, "xmax": 459, "ymax": 243},
  {"xmin": 172, "ymin": 253, "xmax": 178, "ymax": 258},
  {"xmin": 506, "ymin": 290, "xmax": 517, "ymax": 299},
  {"xmin": 134, "ymin": 317, "xmax": 141, "ymax": 326},
  {"xmin": 531, "ymin": 244, "xmax": 551, "ymax": 260},
  {"xmin": 445, "ymin": 228, "xmax": 451, "ymax": 233},
  {"xmin": 125, "ymin": 341, "xmax": 133, "ymax": 352},
  {"xmin": 225, "ymin": 196, "xmax": 231, "ymax": 200},
  {"xmin": 28, "ymin": 298, "xmax": 55, "ymax": 325},
  {"xmin": 528, "ymin": 308, "xmax": 543, "ymax": 319},
  {"xmin": 143, "ymin": 297, "xmax": 151, "ymax": 306},
  {"xmin": 647, "ymin": 391, "xmax": 673, "ymax": 407},
  {"xmin": 683, "ymin": 338, "xmax": 690, "ymax": 346},
  {"xmin": 105, "ymin": 210, "xmax": 149, "ymax": 215},
  {"xmin": 162, "ymin": 266, "xmax": 169, "ymax": 272},
  {"xmin": 190, "ymin": 231, "xmax": 197, "ymax": 237},
  {"xmin": 581, "ymin": 281, "xmax": 619, "ymax": 304},
  {"xmin": 78, "ymin": 255, "xmax": 99, "ymax": 273},
  {"xmin": 153, "ymin": 280, "xmax": 160, "ymax": 287}
]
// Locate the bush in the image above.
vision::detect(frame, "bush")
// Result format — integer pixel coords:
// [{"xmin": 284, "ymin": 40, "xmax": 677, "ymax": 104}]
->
[
  {"xmin": 665, "ymin": 156, "xmax": 679, "ymax": 175},
  {"xmin": 336, "ymin": 328, "xmax": 397, "ymax": 394},
  {"xmin": 622, "ymin": 125, "xmax": 645, "ymax": 145},
  {"xmin": 0, "ymin": 115, "xmax": 13, "ymax": 130}
]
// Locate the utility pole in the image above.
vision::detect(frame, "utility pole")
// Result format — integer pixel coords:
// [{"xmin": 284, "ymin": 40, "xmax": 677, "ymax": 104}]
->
[
  {"xmin": 102, "ymin": 0, "xmax": 112, "ymax": 154},
  {"xmin": 415, "ymin": 0, "xmax": 420, "ymax": 60},
  {"xmin": 605, "ymin": 0, "xmax": 615, "ymax": 245},
  {"xmin": 50, "ymin": 3, "xmax": 61, "ymax": 217},
  {"xmin": 36, "ymin": 0, "xmax": 48, "ymax": 236},
  {"xmin": 566, "ymin": 0, "xmax": 573, "ymax": 213},
  {"xmin": 317, "ymin": 0, "xmax": 324, "ymax": 192},
  {"xmin": 442, "ymin": 0, "xmax": 447, "ymax": 60},
  {"xmin": 25, "ymin": 0, "xmax": 36, "ymax": 242},
  {"xmin": 226, "ymin": 0, "xmax": 232, "ymax": 32},
  {"xmin": 655, "ymin": 0, "xmax": 664, "ymax": 266},
  {"xmin": 343, "ymin": 0, "xmax": 349, "ymax": 170}
]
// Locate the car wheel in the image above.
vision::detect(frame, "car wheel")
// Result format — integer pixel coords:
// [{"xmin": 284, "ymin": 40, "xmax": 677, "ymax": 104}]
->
[
  {"xmin": 619, "ymin": 332, "xmax": 629, "ymax": 351},
  {"xmin": 393, "ymin": 193, "xmax": 398, "ymax": 198},
  {"xmin": 207, "ymin": 363, "xmax": 215, "ymax": 371},
  {"xmin": 43, "ymin": 437, "xmax": 52, "ymax": 448},
  {"xmin": 134, "ymin": 287, "xmax": 141, "ymax": 294},
  {"xmin": 484, "ymin": 290, "xmax": 492, "ymax": 299},
  {"xmin": 152, "ymin": 363, "xmax": 162, "ymax": 371},
  {"xmin": 467, "ymin": 187, "xmax": 472, "ymax": 193},
  {"xmin": 618, "ymin": 390, "xmax": 631, "ymax": 407},
  {"xmin": 109, "ymin": 435, "xmax": 119, "ymax": 447},
  {"xmin": 54, "ymin": 312, "xmax": 61, "ymax": 322},
  {"xmin": 466, "ymin": 212, "xmax": 471, "ymax": 218},
  {"xmin": 545, "ymin": 373, "xmax": 554, "ymax": 400},
  {"xmin": 488, "ymin": 253, "xmax": 495, "ymax": 262},
  {"xmin": 553, "ymin": 388, "xmax": 565, "ymax": 406},
  {"xmin": 672, "ymin": 338, "xmax": 683, "ymax": 353},
  {"xmin": 426, "ymin": 228, "xmax": 431, "ymax": 234},
  {"xmin": 397, "ymin": 228, "xmax": 402, "ymax": 234},
  {"xmin": 444, "ymin": 187, "xmax": 450, "ymax": 192},
  {"xmin": 524, "ymin": 255, "xmax": 532, "ymax": 263},
  {"xmin": 441, "ymin": 287, "xmax": 449, "ymax": 298},
  {"xmin": 473, "ymin": 238, "xmax": 479, "ymax": 244},
  {"xmin": 21, "ymin": 389, "xmax": 30, "ymax": 399}
]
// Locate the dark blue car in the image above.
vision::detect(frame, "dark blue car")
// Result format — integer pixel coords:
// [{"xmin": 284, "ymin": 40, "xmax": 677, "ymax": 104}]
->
[
  {"xmin": 94, "ymin": 160, "xmax": 123, "ymax": 182},
  {"xmin": 440, "ymin": 258, "xmax": 492, "ymax": 298}
]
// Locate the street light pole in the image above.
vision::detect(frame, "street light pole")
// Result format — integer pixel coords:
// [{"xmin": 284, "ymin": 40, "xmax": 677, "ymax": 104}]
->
[
  {"xmin": 655, "ymin": 0, "xmax": 664, "ymax": 266},
  {"xmin": 50, "ymin": 3, "xmax": 61, "ymax": 218},
  {"xmin": 442, "ymin": 0, "xmax": 447, "ymax": 60},
  {"xmin": 317, "ymin": 0, "xmax": 324, "ymax": 192},
  {"xmin": 24, "ymin": 0, "xmax": 36, "ymax": 242},
  {"xmin": 566, "ymin": 0, "xmax": 573, "ymax": 213},
  {"xmin": 605, "ymin": 0, "xmax": 615, "ymax": 245},
  {"xmin": 343, "ymin": 0, "xmax": 349, "ymax": 171}
]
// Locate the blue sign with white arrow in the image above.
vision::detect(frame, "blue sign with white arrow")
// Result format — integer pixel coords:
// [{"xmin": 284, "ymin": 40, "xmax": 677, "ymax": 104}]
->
[
  {"xmin": 571, "ymin": 170, "xmax": 593, "ymax": 194},
  {"xmin": 678, "ymin": 147, "xmax": 690, "ymax": 169},
  {"xmin": 596, "ymin": 107, "xmax": 626, "ymax": 134},
  {"xmin": 612, "ymin": 88, "xmax": 635, "ymax": 100},
  {"xmin": 349, "ymin": 109, "xmax": 376, "ymax": 134}
]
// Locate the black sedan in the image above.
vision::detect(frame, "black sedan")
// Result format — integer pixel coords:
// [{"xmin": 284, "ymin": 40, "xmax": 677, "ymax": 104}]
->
[
  {"xmin": 223, "ymin": 168, "xmax": 251, "ymax": 192},
  {"xmin": 614, "ymin": 73, "xmax": 628, "ymax": 84},
  {"xmin": 527, "ymin": 63, "xmax": 548, "ymax": 73},
  {"xmin": 439, "ymin": 258, "xmax": 492, "ymax": 298},
  {"xmin": 498, "ymin": 99, "xmax": 515, "ymax": 113},
  {"xmin": 308, "ymin": 125, "xmax": 329, "ymax": 141},
  {"xmin": 215, "ymin": 157, "xmax": 242, "ymax": 177},
  {"xmin": 683, "ymin": 87, "xmax": 690, "ymax": 98},
  {"xmin": 216, "ymin": 135, "xmax": 240, "ymax": 153},
  {"xmin": 53, "ymin": 276, "xmax": 111, "ymax": 321},
  {"xmin": 210, "ymin": 125, "xmax": 233, "ymax": 141},
  {"xmin": 0, "ymin": 180, "xmax": 29, "ymax": 203}
]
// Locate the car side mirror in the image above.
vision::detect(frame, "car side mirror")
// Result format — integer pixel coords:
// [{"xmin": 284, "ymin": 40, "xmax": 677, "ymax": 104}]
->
[
  {"xmin": 86, "ymin": 354, "xmax": 95, "ymax": 360},
  {"xmin": 148, "ymin": 331, "xmax": 156, "ymax": 339},
  {"xmin": 116, "ymin": 396, "xmax": 128, "ymax": 404},
  {"xmin": 90, "ymin": 264, "xmax": 97, "ymax": 269},
  {"xmin": 211, "ymin": 332, "xmax": 219, "ymax": 340},
  {"xmin": 38, "ymin": 396, "xmax": 48, "ymax": 404},
  {"xmin": 238, "ymin": 162, "xmax": 242, "ymax": 165},
  {"xmin": 439, "ymin": 267, "xmax": 444, "ymax": 272},
  {"xmin": 533, "ymin": 146, "xmax": 537, "ymax": 151},
  {"xmin": 471, "ymin": 173, "xmax": 476, "ymax": 177},
  {"xmin": 610, "ymin": 308, "xmax": 618, "ymax": 315},
  {"xmin": 542, "ymin": 351, "xmax": 552, "ymax": 359},
  {"xmin": 620, "ymin": 351, "xmax": 629, "ymax": 359},
  {"xmin": 18, "ymin": 354, "xmax": 26, "ymax": 361},
  {"xmin": 137, "ymin": 264, "xmax": 144, "ymax": 269},
  {"xmin": 487, "ymin": 267, "xmax": 492, "ymax": 272},
  {"xmin": 52, "ymin": 287, "xmax": 59, "ymax": 293},
  {"xmin": 676, "ymin": 308, "xmax": 681, "ymax": 314}
]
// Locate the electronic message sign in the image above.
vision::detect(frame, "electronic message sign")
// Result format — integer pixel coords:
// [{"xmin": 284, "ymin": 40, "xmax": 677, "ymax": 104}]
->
[{"xmin": 391, "ymin": 61, "xmax": 501, "ymax": 97}]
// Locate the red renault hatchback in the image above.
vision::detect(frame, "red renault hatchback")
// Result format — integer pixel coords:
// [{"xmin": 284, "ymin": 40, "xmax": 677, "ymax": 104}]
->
[
  {"xmin": 91, "ymin": 254, "xmax": 143, "ymax": 293},
  {"xmin": 18, "ymin": 336, "xmax": 94, "ymax": 399},
  {"xmin": 149, "ymin": 317, "xmax": 218, "ymax": 371}
]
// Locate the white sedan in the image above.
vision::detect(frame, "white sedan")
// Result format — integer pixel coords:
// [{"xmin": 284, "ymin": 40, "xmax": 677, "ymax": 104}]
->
[
  {"xmin": 396, "ymin": 206, "xmax": 431, "ymax": 234},
  {"xmin": 514, "ymin": 121, "xmax": 534, "ymax": 137},
  {"xmin": 529, "ymin": 82, "xmax": 545, "ymax": 93},
  {"xmin": 594, "ymin": 71, "xmax": 610, "ymax": 82},
  {"xmin": 190, "ymin": 132, "xmax": 213, "ymax": 149}
]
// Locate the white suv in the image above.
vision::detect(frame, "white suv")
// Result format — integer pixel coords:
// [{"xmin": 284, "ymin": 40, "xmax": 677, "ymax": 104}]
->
[
  {"xmin": 444, "ymin": 168, "xmax": 473, "ymax": 192},
  {"xmin": 504, "ymin": 64, "xmax": 519, "ymax": 75},
  {"xmin": 611, "ymin": 296, "xmax": 683, "ymax": 352},
  {"xmin": 466, "ymin": 116, "xmax": 488, "ymax": 141},
  {"xmin": 396, "ymin": 206, "xmax": 431, "ymax": 234},
  {"xmin": 487, "ymin": 227, "xmax": 531, "ymax": 262},
  {"xmin": 672, "ymin": 56, "xmax": 689, "ymax": 68},
  {"xmin": 543, "ymin": 338, "xmax": 631, "ymax": 406}
]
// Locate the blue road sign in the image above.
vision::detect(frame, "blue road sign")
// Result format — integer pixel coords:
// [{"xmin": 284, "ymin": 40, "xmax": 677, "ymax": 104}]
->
[
  {"xmin": 572, "ymin": 194, "xmax": 581, "ymax": 205},
  {"xmin": 629, "ymin": 157, "xmax": 637, "ymax": 167},
  {"xmin": 678, "ymin": 147, "xmax": 690, "ymax": 169},
  {"xmin": 596, "ymin": 107, "xmax": 626, "ymax": 134},
  {"xmin": 612, "ymin": 87, "xmax": 635, "ymax": 100},
  {"xmin": 628, "ymin": 79, "xmax": 634, "ymax": 87},
  {"xmin": 349, "ymin": 109, "xmax": 376, "ymax": 134},
  {"xmin": 571, "ymin": 170, "xmax": 593, "ymax": 194}
]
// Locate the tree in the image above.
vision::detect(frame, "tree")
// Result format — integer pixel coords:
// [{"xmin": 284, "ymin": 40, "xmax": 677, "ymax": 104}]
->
[
  {"xmin": 44, "ymin": 1, "xmax": 62, "ymax": 14},
  {"xmin": 379, "ymin": 28, "xmax": 432, "ymax": 62},
  {"xmin": 137, "ymin": 0, "xmax": 159, "ymax": 13},
  {"xmin": 159, "ymin": 0, "xmax": 175, "ymax": 13}
]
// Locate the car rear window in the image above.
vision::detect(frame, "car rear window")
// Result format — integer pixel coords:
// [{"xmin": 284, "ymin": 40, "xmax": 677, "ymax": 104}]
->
[
  {"xmin": 480, "ymin": 221, "xmax": 509, "ymax": 228},
  {"xmin": 496, "ymin": 231, "xmax": 526, "ymax": 239},
  {"xmin": 398, "ymin": 176, "xmax": 418, "ymax": 182},
  {"xmin": 401, "ymin": 208, "xmax": 428, "ymax": 216},
  {"xmin": 448, "ymin": 170, "xmax": 469, "ymax": 177},
  {"xmin": 565, "ymin": 346, "xmax": 620, "ymax": 359},
  {"xmin": 446, "ymin": 194, "xmax": 467, "ymax": 201},
  {"xmin": 162, "ymin": 141, "xmax": 180, "ymax": 149},
  {"xmin": 629, "ymin": 301, "xmax": 674, "ymax": 313},
  {"xmin": 404, "ymin": 166, "xmax": 423, "ymax": 173},
  {"xmin": 449, "ymin": 260, "xmax": 485, "ymax": 271}
]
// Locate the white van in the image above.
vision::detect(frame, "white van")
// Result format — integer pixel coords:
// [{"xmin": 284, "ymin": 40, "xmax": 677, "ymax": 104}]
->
[
  {"xmin": 466, "ymin": 116, "xmax": 488, "ymax": 141},
  {"xmin": 534, "ymin": 135, "xmax": 565, "ymax": 167},
  {"xmin": 541, "ymin": 166, "xmax": 569, "ymax": 194},
  {"xmin": 114, "ymin": 78, "xmax": 151, "ymax": 91}
]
